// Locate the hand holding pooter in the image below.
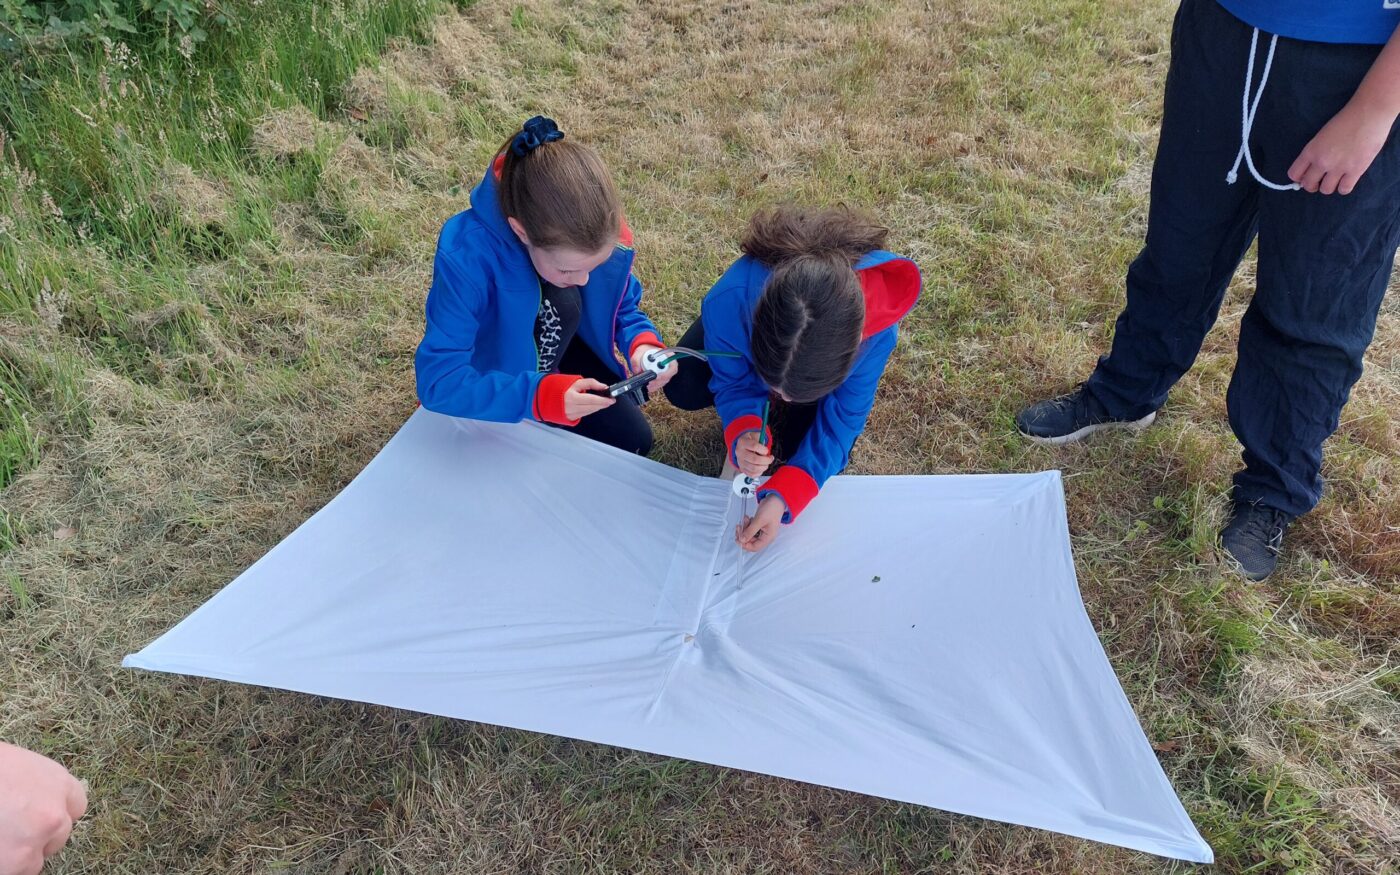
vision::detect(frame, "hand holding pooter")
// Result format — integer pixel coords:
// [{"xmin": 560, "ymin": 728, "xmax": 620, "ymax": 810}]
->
[
  {"xmin": 630, "ymin": 344, "xmax": 678, "ymax": 394},
  {"xmin": 562, "ymin": 379, "xmax": 615, "ymax": 421},
  {"xmin": 736, "ymin": 494, "xmax": 785, "ymax": 552},
  {"xmin": 732, "ymin": 431, "xmax": 774, "ymax": 479}
]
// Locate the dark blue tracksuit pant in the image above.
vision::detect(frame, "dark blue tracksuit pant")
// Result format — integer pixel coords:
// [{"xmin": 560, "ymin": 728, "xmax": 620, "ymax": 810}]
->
[{"xmin": 1083, "ymin": 0, "xmax": 1400, "ymax": 519}]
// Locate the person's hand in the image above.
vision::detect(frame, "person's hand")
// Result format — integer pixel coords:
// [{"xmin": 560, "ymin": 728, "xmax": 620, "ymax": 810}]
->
[
  {"xmin": 0, "ymin": 742, "xmax": 87, "ymax": 875},
  {"xmin": 564, "ymin": 378, "xmax": 615, "ymax": 420},
  {"xmin": 736, "ymin": 495, "xmax": 786, "ymax": 552},
  {"xmin": 732, "ymin": 431, "xmax": 774, "ymax": 479},
  {"xmin": 630, "ymin": 345, "xmax": 678, "ymax": 393},
  {"xmin": 1288, "ymin": 101, "xmax": 1397, "ymax": 195}
]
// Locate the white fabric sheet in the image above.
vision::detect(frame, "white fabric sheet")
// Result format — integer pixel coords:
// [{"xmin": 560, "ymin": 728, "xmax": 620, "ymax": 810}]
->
[{"xmin": 124, "ymin": 409, "xmax": 1212, "ymax": 863}]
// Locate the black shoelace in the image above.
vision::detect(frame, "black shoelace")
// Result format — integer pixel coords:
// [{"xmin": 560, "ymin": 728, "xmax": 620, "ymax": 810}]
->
[{"xmin": 1053, "ymin": 385, "xmax": 1099, "ymax": 423}]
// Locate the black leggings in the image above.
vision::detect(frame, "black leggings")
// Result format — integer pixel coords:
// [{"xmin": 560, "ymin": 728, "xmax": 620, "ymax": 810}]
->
[
  {"xmin": 663, "ymin": 317, "xmax": 816, "ymax": 463},
  {"xmin": 555, "ymin": 340, "xmax": 653, "ymax": 456}
]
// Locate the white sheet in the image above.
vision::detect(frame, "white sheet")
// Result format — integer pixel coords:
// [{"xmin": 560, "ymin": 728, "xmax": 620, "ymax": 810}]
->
[{"xmin": 124, "ymin": 409, "xmax": 1212, "ymax": 863}]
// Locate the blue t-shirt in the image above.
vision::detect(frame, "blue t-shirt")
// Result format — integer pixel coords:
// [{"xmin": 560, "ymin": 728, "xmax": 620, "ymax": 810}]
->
[{"xmin": 1217, "ymin": 0, "xmax": 1399, "ymax": 45}]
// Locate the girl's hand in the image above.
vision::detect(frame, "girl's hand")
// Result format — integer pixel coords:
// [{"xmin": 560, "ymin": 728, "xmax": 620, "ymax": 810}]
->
[
  {"xmin": 736, "ymin": 495, "xmax": 785, "ymax": 552},
  {"xmin": 733, "ymin": 431, "xmax": 774, "ymax": 478},
  {"xmin": 565, "ymin": 378, "xmax": 615, "ymax": 420},
  {"xmin": 0, "ymin": 742, "xmax": 87, "ymax": 875},
  {"xmin": 630, "ymin": 345, "xmax": 678, "ymax": 393},
  {"xmin": 1288, "ymin": 101, "xmax": 1396, "ymax": 195}
]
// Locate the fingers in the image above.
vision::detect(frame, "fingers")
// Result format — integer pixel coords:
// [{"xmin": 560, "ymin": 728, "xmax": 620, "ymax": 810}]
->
[
  {"xmin": 564, "ymin": 379, "xmax": 615, "ymax": 420},
  {"xmin": 735, "ymin": 522, "xmax": 756, "ymax": 549},
  {"xmin": 1287, "ymin": 153, "xmax": 1311, "ymax": 186},
  {"xmin": 737, "ymin": 445, "xmax": 770, "ymax": 463},
  {"xmin": 738, "ymin": 433, "xmax": 770, "ymax": 453},
  {"xmin": 738, "ymin": 529, "xmax": 768, "ymax": 552},
  {"xmin": 735, "ymin": 518, "xmax": 761, "ymax": 550},
  {"xmin": 649, "ymin": 365, "xmax": 678, "ymax": 393},
  {"xmin": 66, "ymin": 778, "xmax": 88, "ymax": 821},
  {"xmin": 732, "ymin": 432, "xmax": 773, "ymax": 477},
  {"xmin": 736, "ymin": 453, "xmax": 771, "ymax": 479},
  {"xmin": 1293, "ymin": 159, "xmax": 1366, "ymax": 195},
  {"xmin": 736, "ymin": 440, "xmax": 771, "ymax": 472},
  {"xmin": 572, "ymin": 392, "xmax": 614, "ymax": 411},
  {"xmin": 1298, "ymin": 162, "xmax": 1326, "ymax": 193},
  {"xmin": 658, "ymin": 364, "xmax": 679, "ymax": 389},
  {"xmin": 630, "ymin": 345, "xmax": 664, "ymax": 375},
  {"xmin": 41, "ymin": 811, "xmax": 73, "ymax": 857},
  {"xmin": 573, "ymin": 395, "xmax": 614, "ymax": 414},
  {"xmin": 736, "ymin": 515, "xmax": 773, "ymax": 552}
]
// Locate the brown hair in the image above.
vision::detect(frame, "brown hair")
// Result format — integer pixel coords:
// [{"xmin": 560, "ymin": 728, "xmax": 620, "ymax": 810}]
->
[
  {"xmin": 742, "ymin": 206, "xmax": 889, "ymax": 403},
  {"xmin": 496, "ymin": 126, "xmax": 622, "ymax": 252}
]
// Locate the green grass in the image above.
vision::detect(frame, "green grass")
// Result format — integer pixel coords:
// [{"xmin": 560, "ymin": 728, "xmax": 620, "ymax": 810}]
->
[
  {"xmin": 0, "ymin": 360, "xmax": 39, "ymax": 489},
  {"xmin": 1, "ymin": 0, "xmax": 1397, "ymax": 872}
]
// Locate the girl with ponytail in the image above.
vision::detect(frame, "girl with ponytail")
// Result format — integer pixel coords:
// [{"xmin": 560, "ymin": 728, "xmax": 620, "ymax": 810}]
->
[
  {"xmin": 666, "ymin": 206, "xmax": 922, "ymax": 551},
  {"xmin": 416, "ymin": 116, "xmax": 675, "ymax": 454}
]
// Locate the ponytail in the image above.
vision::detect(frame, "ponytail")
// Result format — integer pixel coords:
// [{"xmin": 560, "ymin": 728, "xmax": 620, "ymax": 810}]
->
[{"xmin": 496, "ymin": 116, "xmax": 622, "ymax": 252}]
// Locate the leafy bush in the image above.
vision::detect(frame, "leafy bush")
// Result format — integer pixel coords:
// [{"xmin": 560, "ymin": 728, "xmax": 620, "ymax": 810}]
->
[{"xmin": 0, "ymin": 0, "xmax": 229, "ymax": 55}]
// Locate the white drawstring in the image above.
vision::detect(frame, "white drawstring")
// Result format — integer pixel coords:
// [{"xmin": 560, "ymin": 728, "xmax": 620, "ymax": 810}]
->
[{"xmin": 1225, "ymin": 28, "xmax": 1301, "ymax": 191}]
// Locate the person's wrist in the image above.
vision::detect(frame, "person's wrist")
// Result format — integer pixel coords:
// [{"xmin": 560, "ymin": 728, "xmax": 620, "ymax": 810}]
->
[{"xmin": 1345, "ymin": 90, "xmax": 1400, "ymax": 128}]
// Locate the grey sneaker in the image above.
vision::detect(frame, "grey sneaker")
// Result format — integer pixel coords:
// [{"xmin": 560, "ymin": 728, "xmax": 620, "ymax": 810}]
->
[{"xmin": 1016, "ymin": 385, "xmax": 1157, "ymax": 446}]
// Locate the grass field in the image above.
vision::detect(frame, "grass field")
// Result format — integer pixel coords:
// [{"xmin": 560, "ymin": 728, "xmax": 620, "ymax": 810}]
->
[{"xmin": 2, "ymin": 0, "xmax": 1398, "ymax": 872}]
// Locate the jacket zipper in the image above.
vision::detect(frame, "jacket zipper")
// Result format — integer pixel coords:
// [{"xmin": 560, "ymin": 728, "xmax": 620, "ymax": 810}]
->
[
  {"xmin": 610, "ymin": 247, "xmax": 636, "ymax": 377},
  {"xmin": 531, "ymin": 276, "xmax": 543, "ymax": 419}
]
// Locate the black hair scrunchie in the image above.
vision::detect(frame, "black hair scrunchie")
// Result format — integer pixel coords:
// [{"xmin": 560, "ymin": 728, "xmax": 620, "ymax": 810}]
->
[{"xmin": 509, "ymin": 115, "xmax": 564, "ymax": 157}]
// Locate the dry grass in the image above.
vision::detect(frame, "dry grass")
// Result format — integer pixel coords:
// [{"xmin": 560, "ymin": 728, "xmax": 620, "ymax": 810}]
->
[{"xmin": 2, "ymin": 0, "xmax": 1398, "ymax": 872}]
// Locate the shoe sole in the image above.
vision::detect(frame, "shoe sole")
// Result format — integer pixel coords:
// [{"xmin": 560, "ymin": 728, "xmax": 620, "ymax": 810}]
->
[{"xmin": 1020, "ymin": 411, "xmax": 1157, "ymax": 447}]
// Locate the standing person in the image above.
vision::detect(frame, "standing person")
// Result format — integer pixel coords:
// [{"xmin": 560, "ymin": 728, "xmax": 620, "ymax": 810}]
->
[
  {"xmin": 0, "ymin": 741, "xmax": 87, "ymax": 875},
  {"xmin": 666, "ymin": 206, "xmax": 921, "ymax": 552},
  {"xmin": 1015, "ymin": 0, "xmax": 1400, "ymax": 580},
  {"xmin": 416, "ymin": 116, "xmax": 676, "ymax": 455}
]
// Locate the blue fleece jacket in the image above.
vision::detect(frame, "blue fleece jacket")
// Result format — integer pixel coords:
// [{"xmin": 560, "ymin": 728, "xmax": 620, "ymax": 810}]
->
[
  {"xmin": 415, "ymin": 158, "xmax": 662, "ymax": 425},
  {"xmin": 1216, "ymin": 0, "xmax": 1398, "ymax": 45},
  {"xmin": 702, "ymin": 250, "xmax": 922, "ymax": 521}
]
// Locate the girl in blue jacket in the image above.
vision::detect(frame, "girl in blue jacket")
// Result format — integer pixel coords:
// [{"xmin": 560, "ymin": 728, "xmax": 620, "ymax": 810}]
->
[
  {"xmin": 665, "ymin": 207, "xmax": 921, "ymax": 552},
  {"xmin": 415, "ymin": 116, "xmax": 675, "ymax": 454}
]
